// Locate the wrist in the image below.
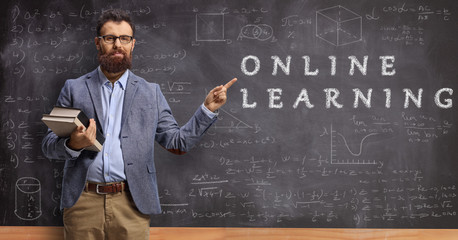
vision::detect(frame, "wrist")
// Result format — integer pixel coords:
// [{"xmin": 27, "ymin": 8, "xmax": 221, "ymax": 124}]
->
[
  {"xmin": 66, "ymin": 139, "xmax": 83, "ymax": 151},
  {"xmin": 204, "ymin": 103, "xmax": 215, "ymax": 112}
]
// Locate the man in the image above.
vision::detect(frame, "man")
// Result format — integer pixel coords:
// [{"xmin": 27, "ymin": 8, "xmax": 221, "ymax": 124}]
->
[{"xmin": 42, "ymin": 9, "xmax": 236, "ymax": 240}]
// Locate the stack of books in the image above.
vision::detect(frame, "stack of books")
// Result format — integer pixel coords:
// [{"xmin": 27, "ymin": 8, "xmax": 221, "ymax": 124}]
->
[{"xmin": 42, "ymin": 106, "xmax": 105, "ymax": 152}]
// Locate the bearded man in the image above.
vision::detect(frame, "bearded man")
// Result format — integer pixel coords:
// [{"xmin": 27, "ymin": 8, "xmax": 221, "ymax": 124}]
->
[{"xmin": 42, "ymin": 9, "xmax": 236, "ymax": 240}]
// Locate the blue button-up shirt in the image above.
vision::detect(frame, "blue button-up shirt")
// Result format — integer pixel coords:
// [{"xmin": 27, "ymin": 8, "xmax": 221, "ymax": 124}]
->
[
  {"xmin": 84, "ymin": 66, "xmax": 128, "ymax": 182},
  {"xmin": 65, "ymin": 66, "xmax": 217, "ymax": 183}
]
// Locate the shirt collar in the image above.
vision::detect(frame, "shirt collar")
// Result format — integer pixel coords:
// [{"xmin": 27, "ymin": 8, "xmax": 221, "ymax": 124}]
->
[{"xmin": 97, "ymin": 66, "xmax": 129, "ymax": 90}]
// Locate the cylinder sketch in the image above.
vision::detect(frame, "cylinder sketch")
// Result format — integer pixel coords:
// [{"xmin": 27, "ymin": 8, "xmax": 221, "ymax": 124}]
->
[{"xmin": 14, "ymin": 177, "xmax": 42, "ymax": 220}]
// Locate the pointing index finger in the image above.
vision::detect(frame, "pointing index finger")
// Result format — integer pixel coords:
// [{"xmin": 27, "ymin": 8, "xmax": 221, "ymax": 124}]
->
[{"xmin": 224, "ymin": 78, "xmax": 237, "ymax": 89}]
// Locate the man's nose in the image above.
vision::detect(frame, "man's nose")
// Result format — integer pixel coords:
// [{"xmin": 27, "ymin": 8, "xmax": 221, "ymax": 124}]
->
[{"xmin": 113, "ymin": 38, "xmax": 122, "ymax": 48}]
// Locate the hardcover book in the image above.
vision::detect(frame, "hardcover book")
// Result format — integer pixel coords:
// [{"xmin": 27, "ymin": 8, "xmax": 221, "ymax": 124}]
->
[{"xmin": 42, "ymin": 106, "xmax": 105, "ymax": 152}]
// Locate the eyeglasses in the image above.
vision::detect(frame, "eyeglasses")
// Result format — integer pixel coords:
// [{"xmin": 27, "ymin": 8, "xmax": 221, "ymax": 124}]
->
[{"xmin": 98, "ymin": 35, "xmax": 134, "ymax": 44}]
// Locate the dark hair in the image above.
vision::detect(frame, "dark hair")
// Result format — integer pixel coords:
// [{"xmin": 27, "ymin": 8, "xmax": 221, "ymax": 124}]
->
[{"xmin": 96, "ymin": 9, "xmax": 135, "ymax": 37}]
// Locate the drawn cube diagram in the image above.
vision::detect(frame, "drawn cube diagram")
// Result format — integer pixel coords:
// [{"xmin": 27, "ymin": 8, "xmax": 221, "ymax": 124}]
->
[
  {"xmin": 316, "ymin": 5, "xmax": 362, "ymax": 46},
  {"xmin": 195, "ymin": 13, "xmax": 225, "ymax": 41}
]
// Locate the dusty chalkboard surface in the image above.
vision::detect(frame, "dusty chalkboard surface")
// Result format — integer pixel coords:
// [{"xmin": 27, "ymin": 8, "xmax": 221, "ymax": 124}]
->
[{"xmin": 1, "ymin": 0, "xmax": 457, "ymax": 228}]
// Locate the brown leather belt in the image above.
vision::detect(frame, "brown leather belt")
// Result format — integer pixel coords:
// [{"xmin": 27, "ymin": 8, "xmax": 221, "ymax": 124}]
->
[{"xmin": 86, "ymin": 182, "xmax": 128, "ymax": 194}]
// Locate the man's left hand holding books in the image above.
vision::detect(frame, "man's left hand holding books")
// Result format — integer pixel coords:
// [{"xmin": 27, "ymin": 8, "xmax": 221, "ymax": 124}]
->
[{"xmin": 67, "ymin": 119, "xmax": 97, "ymax": 151}]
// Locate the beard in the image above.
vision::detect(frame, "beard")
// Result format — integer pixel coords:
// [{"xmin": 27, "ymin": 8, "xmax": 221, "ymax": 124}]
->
[{"xmin": 98, "ymin": 48, "xmax": 132, "ymax": 73}]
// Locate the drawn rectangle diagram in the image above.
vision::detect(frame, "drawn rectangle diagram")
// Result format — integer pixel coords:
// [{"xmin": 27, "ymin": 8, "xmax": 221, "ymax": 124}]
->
[{"xmin": 196, "ymin": 13, "xmax": 225, "ymax": 41}]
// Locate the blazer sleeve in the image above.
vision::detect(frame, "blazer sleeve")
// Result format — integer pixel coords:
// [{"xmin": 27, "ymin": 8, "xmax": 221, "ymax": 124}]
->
[
  {"xmin": 41, "ymin": 80, "xmax": 78, "ymax": 160},
  {"xmin": 154, "ymin": 85, "xmax": 217, "ymax": 153}
]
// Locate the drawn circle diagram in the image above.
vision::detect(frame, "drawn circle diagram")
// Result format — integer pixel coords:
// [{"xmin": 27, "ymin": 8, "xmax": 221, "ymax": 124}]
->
[{"xmin": 239, "ymin": 24, "xmax": 274, "ymax": 41}]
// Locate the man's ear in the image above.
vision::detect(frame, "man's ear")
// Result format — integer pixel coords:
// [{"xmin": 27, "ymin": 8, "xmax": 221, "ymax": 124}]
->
[
  {"xmin": 94, "ymin": 37, "xmax": 100, "ymax": 50},
  {"xmin": 131, "ymin": 38, "xmax": 136, "ymax": 52}
]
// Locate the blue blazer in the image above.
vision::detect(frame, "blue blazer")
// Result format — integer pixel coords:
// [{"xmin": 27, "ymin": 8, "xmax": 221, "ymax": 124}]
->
[{"xmin": 42, "ymin": 69, "xmax": 216, "ymax": 214}]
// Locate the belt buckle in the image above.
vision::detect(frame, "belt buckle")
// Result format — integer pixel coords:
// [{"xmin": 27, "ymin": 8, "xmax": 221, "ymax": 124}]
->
[{"xmin": 96, "ymin": 183, "xmax": 109, "ymax": 195}]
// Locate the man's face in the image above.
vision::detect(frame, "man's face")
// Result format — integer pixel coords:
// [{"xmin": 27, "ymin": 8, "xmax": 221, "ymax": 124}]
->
[{"xmin": 95, "ymin": 20, "xmax": 136, "ymax": 73}]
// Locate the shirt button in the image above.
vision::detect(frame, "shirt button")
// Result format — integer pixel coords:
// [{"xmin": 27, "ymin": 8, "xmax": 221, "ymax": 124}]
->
[{"xmin": 107, "ymin": 133, "xmax": 110, "ymax": 137}]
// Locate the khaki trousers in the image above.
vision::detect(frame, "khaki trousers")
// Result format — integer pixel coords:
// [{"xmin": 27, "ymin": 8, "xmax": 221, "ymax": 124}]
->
[{"xmin": 63, "ymin": 188, "xmax": 150, "ymax": 240}]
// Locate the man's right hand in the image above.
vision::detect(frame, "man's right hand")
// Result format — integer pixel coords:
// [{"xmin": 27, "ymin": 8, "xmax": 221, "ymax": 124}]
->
[{"xmin": 67, "ymin": 119, "xmax": 97, "ymax": 151}]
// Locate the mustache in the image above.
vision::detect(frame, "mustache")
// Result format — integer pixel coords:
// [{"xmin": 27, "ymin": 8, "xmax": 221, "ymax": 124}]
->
[
  {"xmin": 98, "ymin": 47, "xmax": 128, "ymax": 55},
  {"xmin": 108, "ymin": 50, "xmax": 127, "ymax": 55}
]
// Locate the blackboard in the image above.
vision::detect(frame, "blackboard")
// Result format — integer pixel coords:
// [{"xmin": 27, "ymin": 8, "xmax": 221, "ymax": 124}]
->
[{"xmin": 1, "ymin": 0, "xmax": 457, "ymax": 228}]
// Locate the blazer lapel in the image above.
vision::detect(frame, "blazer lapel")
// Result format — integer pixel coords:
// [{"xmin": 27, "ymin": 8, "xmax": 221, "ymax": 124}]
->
[
  {"xmin": 121, "ymin": 72, "xmax": 139, "ymax": 130},
  {"xmin": 85, "ymin": 70, "xmax": 105, "ymax": 133}
]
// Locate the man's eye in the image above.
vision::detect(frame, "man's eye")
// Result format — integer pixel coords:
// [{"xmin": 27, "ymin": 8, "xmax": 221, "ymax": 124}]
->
[
  {"xmin": 105, "ymin": 36, "xmax": 115, "ymax": 41},
  {"xmin": 120, "ymin": 36, "xmax": 130, "ymax": 41}
]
